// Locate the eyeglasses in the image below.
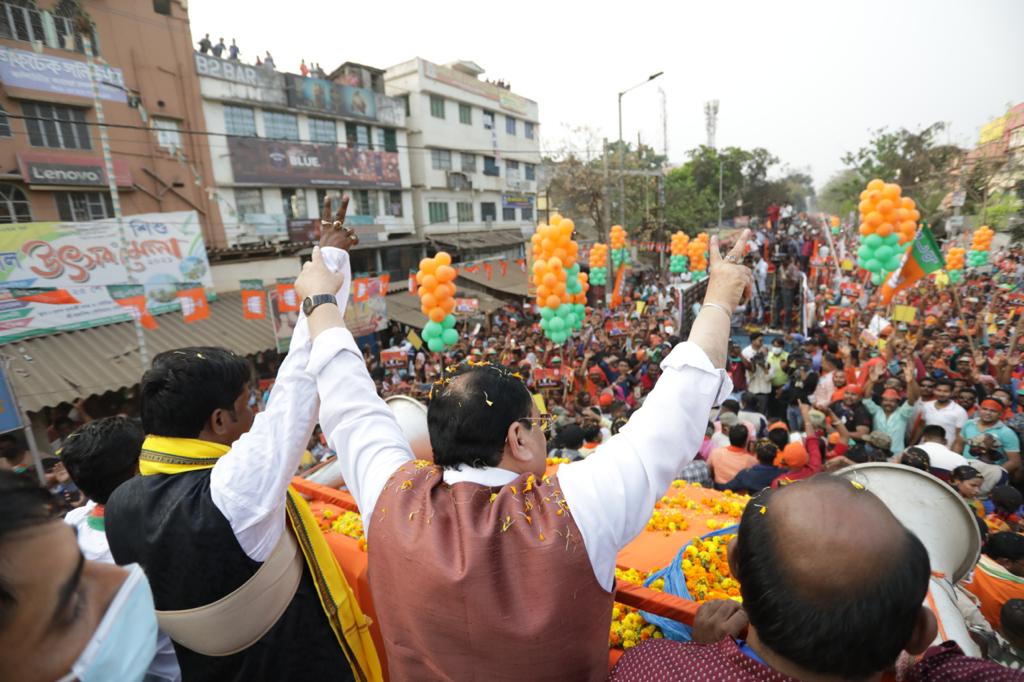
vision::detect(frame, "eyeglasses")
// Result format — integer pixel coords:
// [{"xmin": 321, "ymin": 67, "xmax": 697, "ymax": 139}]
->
[{"xmin": 519, "ymin": 414, "xmax": 552, "ymax": 431}]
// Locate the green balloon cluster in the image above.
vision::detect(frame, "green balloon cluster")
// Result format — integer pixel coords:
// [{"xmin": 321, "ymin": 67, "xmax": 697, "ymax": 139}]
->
[
  {"xmin": 831, "ymin": 227, "xmax": 841, "ymax": 236},
  {"xmin": 421, "ymin": 314, "xmax": 458, "ymax": 353},
  {"xmin": 691, "ymin": 270, "xmax": 707, "ymax": 281},
  {"xmin": 948, "ymin": 269, "xmax": 963, "ymax": 283},
  {"xmin": 589, "ymin": 267, "xmax": 607, "ymax": 286},
  {"xmin": 858, "ymin": 232, "xmax": 905, "ymax": 285},
  {"xmin": 539, "ymin": 302, "xmax": 586, "ymax": 345},
  {"xmin": 611, "ymin": 248, "xmax": 630, "ymax": 268},
  {"xmin": 967, "ymin": 249, "xmax": 990, "ymax": 267},
  {"xmin": 669, "ymin": 254, "xmax": 689, "ymax": 274}
]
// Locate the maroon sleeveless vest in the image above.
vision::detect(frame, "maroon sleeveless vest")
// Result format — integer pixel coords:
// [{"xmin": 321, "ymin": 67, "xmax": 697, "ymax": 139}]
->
[{"xmin": 367, "ymin": 461, "xmax": 613, "ymax": 681}]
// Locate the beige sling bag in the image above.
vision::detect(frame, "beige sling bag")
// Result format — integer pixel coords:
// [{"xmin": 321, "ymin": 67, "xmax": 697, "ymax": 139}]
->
[{"xmin": 155, "ymin": 529, "xmax": 303, "ymax": 656}]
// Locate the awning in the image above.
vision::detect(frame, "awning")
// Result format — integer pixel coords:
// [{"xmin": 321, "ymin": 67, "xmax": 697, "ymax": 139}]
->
[
  {"xmin": 457, "ymin": 266, "xmax": 529, "ymax": 298},
  {"xmin": 429, "ymin": 229, "xmax": 526, "ymax": 251},
  {"xmin": 1, "ymin": 291, "xmax": 277, "ymax": 413}
]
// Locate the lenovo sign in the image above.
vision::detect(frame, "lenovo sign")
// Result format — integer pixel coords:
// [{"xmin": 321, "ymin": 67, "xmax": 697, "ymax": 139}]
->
[{"xmin": 27, "ymin": 162, "xmax": 105, "ymax": 186}]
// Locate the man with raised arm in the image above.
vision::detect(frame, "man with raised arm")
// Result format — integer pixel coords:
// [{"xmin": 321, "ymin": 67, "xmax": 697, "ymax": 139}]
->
[{"xmin": 295, "ymin": 232, "xmax": 753, "ymax": 680}]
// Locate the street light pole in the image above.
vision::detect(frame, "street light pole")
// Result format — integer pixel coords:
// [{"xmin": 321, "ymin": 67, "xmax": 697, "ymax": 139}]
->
[
  {"xmin": 717, "ymin": 160, "xmax": 724, "ymax": 232},
  {"xmin": 617, "ymin": 71, "xmax": 663, "ymax": 229}
]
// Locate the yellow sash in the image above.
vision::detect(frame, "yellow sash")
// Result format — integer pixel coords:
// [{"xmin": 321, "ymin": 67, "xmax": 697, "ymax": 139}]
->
[{"xmin": 140, "ymin": 436, "xmax": 382, "ymax": 682}]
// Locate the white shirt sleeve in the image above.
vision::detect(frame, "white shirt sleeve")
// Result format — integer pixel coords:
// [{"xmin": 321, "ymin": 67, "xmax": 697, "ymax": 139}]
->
[
  {"xmin": 558, "ymin": 341, "xmax": 731, "ymax": 591},
  {"xmin": 209, "ymin": 247, "xmax": 351, "ymax": 562},
  {"xmin": 308, "ymin": 326, "xmax": 414, "ymax": 531}
]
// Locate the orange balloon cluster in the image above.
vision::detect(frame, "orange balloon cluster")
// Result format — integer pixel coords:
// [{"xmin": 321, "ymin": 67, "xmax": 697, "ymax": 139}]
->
[
  {"xmin": 610, "ymin": 225, "xmax": 628, "ymax": 249},
  {"xmin": 971, "ymin": 226, "xmax": 994, "ymax": 251},
  {"xmin": 531, "ymin": 215, "xmax": 584, "ymax": 310},
  {"xmin": 946, "ymin": 247, "xmax": 965, "ymax": 270},
  {"xmin": 858, "ymin": 178, "xmax": 920, "ymax": 245},
  {"xmin": 416, "ymin": 252, "xmax": 457, "ymax": 323},
  {"xmin": 589, "ymin": 243, "xmax": 609, "ymax": 268},
  {"xmin": 687, "ymin": 233, "xmax": 709, "ymax": 274},
  {"xmin": 670, "ymin": 231, "xmax": 689, "ymax": 256}
]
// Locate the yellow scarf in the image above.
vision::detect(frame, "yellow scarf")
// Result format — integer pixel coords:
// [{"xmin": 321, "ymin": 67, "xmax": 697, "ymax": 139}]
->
[{"xmin": 140, "ymin": 436, "xmax": 382, "ymax": 682}]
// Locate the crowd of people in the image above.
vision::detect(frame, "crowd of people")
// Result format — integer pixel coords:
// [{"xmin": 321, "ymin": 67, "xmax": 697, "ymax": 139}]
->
[{"xmin": 4, "ymin": 199, "xmax": 1024, "ymax": 680}]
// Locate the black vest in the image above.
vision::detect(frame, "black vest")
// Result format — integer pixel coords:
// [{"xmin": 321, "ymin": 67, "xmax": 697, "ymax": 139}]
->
[{"xmin": 106, "ymin": 470, "xmax": 355, "ymax": 682}]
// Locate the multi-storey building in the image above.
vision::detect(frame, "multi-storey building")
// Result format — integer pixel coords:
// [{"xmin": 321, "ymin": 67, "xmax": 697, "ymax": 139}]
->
[
  {"xmin": 384, "ymin": 58, "xmax": 540, "ymax": 260},
  {"xmin": 0, "ymin": 0, "xmax": 223, "ymax": 244}
]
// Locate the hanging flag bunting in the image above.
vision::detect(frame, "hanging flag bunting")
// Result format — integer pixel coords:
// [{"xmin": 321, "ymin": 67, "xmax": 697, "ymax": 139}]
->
[
  {"xmin": 240, "ymin": 279, "xmax": 266, "ymax": 320},
  {"xmin": 483, "ymin": 262, "xmax": 494, "ymax": 280},
  {"xmin": 610, "ymin": 263, "xmax": 627, "ymax": 308},
  {"xmin": 108, "ymin": 285, "xmax": 157, "ymax": 329},
  {"xmin": 500, "ymin": 260, "xmax": 508, "ymax": 277},
  {"xmin": 275, "ymin": 277, "xmax": 300, "ymax": 312},
  {"xmin": 378, "ymin": 274, "xmax": 390, "ymax": 291},
  {"xmin": 879, "ymin": 225, "xmax": 944, "ymax": 304},
  {"xmin": 6, "ymin": 287, "xmax": 80, "ymax": 305},
  {"xmin": 177, "ymin": 285, "xmax": 209, "ymax": 324},
  {"xmin": 352, "ymin": 278, "xmax": 370, "ymax": 303},
  {"xmin": 515, "ymin": 258, "xmax": 526, "ymax": 273},
  {"xmin": 463, "ymin": 264, "xmax": 481, "ymax": 275},
  {"xmin": 408, "ymin": 270, "xmax": 418, "ymax": 295}
]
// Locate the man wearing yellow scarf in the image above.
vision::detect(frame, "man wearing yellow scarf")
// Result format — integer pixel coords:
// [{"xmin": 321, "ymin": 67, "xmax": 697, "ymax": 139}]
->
[{"xmin": 105, "ymin": 206, "xmax": 381, "ymax": 681}]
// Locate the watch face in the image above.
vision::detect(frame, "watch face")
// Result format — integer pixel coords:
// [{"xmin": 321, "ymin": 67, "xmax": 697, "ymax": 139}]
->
[{"xmin": 302, "ymin": 297, "xmax": 313, "ymax": 316}]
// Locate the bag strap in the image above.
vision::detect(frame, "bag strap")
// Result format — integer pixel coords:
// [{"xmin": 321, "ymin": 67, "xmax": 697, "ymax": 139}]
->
[{"xmin": 156, "ymin": 528, "xmax": 303, "ymax": 656}]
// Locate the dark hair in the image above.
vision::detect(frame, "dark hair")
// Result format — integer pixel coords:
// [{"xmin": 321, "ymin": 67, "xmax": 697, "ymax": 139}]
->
[
  {"xmin": 921, "ymin": 425, "xmax": 947, "ymax": 442},
  {"xmin": 141, "ymin": 347, "xmax": 251, "ymax": 438},
  {"xmin": 1001, "ymin": 600, "xmax": 1024, "ymax": 638},
  {"xmin": 754, "ymin": 440, "xmax": 778, "ymax": 465},
  {"xmin": 768, "ymin": 428, "xmax": 789, "ymax": 450},
  {"xmin": 0, "ymin": 471, "xmax": 61, "ymax": 618},
  {"xmin": 728, "ymin": 424, "xmax": 749, "ymax": 448},
  {"xmin": 582, "ymin": 423, "xmax": 602, "ymax": 443},
  {"xmin": 993, "ymin": 486, "xmax": 1024, "ymax": 514},
  {"xmin": 934, "ymin": 378, "xmax": 955, "ymax": 391},
  {"xmin": 611, "ymin": 417, "xmax": 628, "ymax": 435},
  {"xmin": 899, "ymin": 447, "xmax": 930, "ymax": 472},
  {"xmin": 823, "ymin": 354, "xmax": 841, "ymax": 369},
  {"xmin": 59, "ymin": 417, "xmax": 143, "ymax": 504},
  {"xmin": 951, "ymin": 465, "xmax": 983, "ymax": 483},
  {"xmin": 720, "ymin": 399, "xmax": 740, "ymax": 415},
  {"xmin": 735, "ymin": 478, "xmax": 930, "ymax": 678},
  {"xmin": 750, "ymin": 332, "xmax": 763, "ymax": 342},
  {"xmin": 0, "ymin": 434, "xmax": 21, "ymax": 464},
  {"xmin": 427, "ymin": 362, "xmax": 533, "ymax": 469},
  {"xmin": 986, "ymin": 532, "xmax": 1024, "ymax": 562},
  {"xmin": 556, "ymin": 424, "xmax": 585, "ymax": 450},
  {"xmin": 741, "ymin": 392, "xmax": 759, "ymax": 410}
]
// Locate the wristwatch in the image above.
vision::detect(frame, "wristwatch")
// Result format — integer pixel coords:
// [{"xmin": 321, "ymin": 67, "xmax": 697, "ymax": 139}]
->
[{"xmin": 302, "ymin": 294, "xmax": 337, "ymax": 316}]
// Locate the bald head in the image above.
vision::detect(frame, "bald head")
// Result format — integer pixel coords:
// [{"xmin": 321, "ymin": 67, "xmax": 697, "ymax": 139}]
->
[{"xmin": 734, "ymin": 476, "xmax": 931, "ymax": 679}]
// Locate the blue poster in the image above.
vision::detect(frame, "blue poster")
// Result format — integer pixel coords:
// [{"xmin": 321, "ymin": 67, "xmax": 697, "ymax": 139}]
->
[{"xmin": 0, "ymin": 367, "xmax": 24, "ymax": 434}]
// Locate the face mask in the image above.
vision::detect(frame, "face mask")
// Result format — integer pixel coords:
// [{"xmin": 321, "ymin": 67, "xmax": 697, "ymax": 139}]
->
[
  {"xmin": 57, "ymin": 564, "xmax": 157, "ymax": 682},
  {"xmin": 772, "ymin": 347, "xmax": 783, "ymax": 355}
]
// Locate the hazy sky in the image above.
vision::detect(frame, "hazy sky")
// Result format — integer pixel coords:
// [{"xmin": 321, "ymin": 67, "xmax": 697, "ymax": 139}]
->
[{"xmin": 190, "ymin": 0, "xmax": 1024, "ymax": 189}]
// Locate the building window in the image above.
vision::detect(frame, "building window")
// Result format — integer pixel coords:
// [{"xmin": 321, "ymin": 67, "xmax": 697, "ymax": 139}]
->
[
  {"xmin": 55, "ymin": 191, "xmax": 113, "ymax": 222},
  {"xmin": 525, "ymin": 163, "xmax": 536, "ymax": 181},
  {"xmin": 23, "ymin": 102, "xmax": 90, "ymax": 150},
  {"xmin": 505, "ymin": 159, "xmax": 519, "ymax": 181},
  {"xmin": 281, "ymin": 188, "xmax": 307, "ymax": 219},
  {"xmin": 505, "ymin": 116, "xmax": 517, "ymax": 135},
  {"xmin": 521, "ymin": 206, "xmax": 533, "ymax": 221},
  {"xmin": 457, "ymin": 202, "xmax": 473, "ymax": 223},
  {"xmin": 234, "ymin": 188, "xmax": 263, "ymax": 218},
  {"xmin": 309, "ymin": 118, "xmax": 337, "ymax": 143},
  {"xmin": 0, "ymin": 106, "xmax": 10, "ymax": 138},
  {"xmin": 153, "ymin": 117, "xmax": 182, "ymax": 152},
  {"xmin": 460, "ymin": 153, "xmax": 476, "ymax": 173},
  {"xmin": 0, "ymin": 184, "xmax": 31, "ymax": 223},
  {"xmin": 263, "ymin": 111, "xmax": 299, "ymax": 141},
  {"xmin": 458, "ymin": 103, "xmax": 472, "ymax": 125},
  {"xmin": 525, "ymin": 121, "xmax": 535, "ymax": 140},
  {"xmin": 483, "ymin": 156, "xmax": 499, "ymax": 177},
  {"xmin": 401, "ymin": 95, "xmax": 410, "ymax": 117},
  {"xmin": 430, "ymin": 149, "xmax": 452, "ymax": 171},
  {"xmin": 428, "ymin": 201, "xmax": 449, "ymax": 224},
  {"xmin": 429, "ymin": 95, "xmax": 445, "ymax": 119},
  {"xmin": 480, "ymin": 202, "xmax": 497, "ymax": 222},
  {"xmin": 224, "ymin": 105, "xmax": 257, "ymax": 137},
  {"xmin": 502, "ymin": 206, "xmax": 516, "ymax": 221},
  {"xmin": 351, "ymin": 190, "xmax": 377, "ymax": 217},
  {"xmin": 483, "ymin": 110, "xmax": 495, "ymax": 129},
  {"xmin": 345, "ymin": 123, "xmax": 370, "ymax": 149},
  {"xmin": 0, "ymin": 1, "xmax": 45, "ymax": 44},
  {"xmin": 386, "ymin": 190, "xmax": 403, "ymax": 217},
  {"xmin": 382, "ymin": 128, "xmax": 397, "ymax": 153}
]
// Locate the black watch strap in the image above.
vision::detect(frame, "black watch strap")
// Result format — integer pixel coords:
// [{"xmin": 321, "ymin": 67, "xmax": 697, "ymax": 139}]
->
[{"xmin": 303, "ymin": 294, "xmax": 337, "ymax": 316}]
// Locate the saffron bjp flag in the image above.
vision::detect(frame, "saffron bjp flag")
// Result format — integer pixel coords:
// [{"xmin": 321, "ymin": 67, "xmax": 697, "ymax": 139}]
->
[
  {"xmin": 7, "ymin": 288, "xmax": 80, "ymax": 305},
  {"xmin": 240, "ymin": 280, "xmax": 266, "ymax": 320},
  {"xmin": 879, "ymin": 226, "xmax": 943, "ymax": 304},
  {"xmin": 108, "ymin": 285, "xmax": 158, "ymax": 329},
  {"xmin": 177, "ymin": 286, "xmax": 209, "ymax": 324},
  {"xmin": 275, "ymin": 278, "xmax": 300, "ymax": 312}
]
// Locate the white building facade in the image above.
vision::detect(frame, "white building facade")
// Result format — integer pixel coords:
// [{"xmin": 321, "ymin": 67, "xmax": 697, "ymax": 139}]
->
[
  {"xmin": 195, "ymin": 54, "xmax": 422, "ymax": 278},
  {"xmin": 384, "ymin": 58, "xmax": 540, "ymax": 259}
]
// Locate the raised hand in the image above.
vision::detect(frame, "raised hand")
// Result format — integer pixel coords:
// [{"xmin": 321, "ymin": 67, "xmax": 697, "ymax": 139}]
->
[
  {"xmin": 318, "ymin": 195, "xmax": 358, "ymax": 251},
  {"xmin": 705, "ymin": 230, "xmax": 754, "ymax": 312},
  {"xmin": 296, "ymin": 246, "xmax": 345, "ymax": 300}
]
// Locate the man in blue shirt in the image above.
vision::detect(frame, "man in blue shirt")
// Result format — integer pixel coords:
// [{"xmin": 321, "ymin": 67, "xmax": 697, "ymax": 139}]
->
[
  {"xmin": 955, "ymin": 398, "xmax": 1021, "ymax": 477},
  {"xmin": 861, "ymin": 363, "xmax": 919, "ymax": 455},
  {"xmin": 724, "ymin": 440, "xmax": 783, "ymax": 494}
]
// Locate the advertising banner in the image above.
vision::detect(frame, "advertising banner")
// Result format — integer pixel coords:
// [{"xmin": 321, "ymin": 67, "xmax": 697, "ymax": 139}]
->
[
  {"xmin": 227, "ymin": 138, "xmax": 400, "ymax": 188},
  {"xmin": 0, "ymin": 45, "xmax": 127, "ymax": 102},
  {"xmin": 284, "ymin": 74, "xmax": 377, "ymax": 121},
  {"xmin": 344, "ymin": 275, "xmax": 389, "ymax": 337},
  {"xmin": 502, "ymin": 193, "xmax": 535, "ymax": 209},
  {"xmin": 18, "ymin": 151, "xmax": 133, "ymax": 188},
  {"xmin": 381, "ymin": 349, "xmax": 407, "ymax": 367},
  {"xmin": 0, "ymin": 211, "xmax": 212, "ymax": 343},
  {"xmin": 0, "ymin": 366, "xmax": 23, "ymax": 434}
]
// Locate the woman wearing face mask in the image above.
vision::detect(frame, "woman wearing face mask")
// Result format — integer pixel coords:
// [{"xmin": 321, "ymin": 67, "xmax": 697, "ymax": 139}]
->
[{"xmin": 0, "ymin": 471, "xmax": 158, "ymax": 682}]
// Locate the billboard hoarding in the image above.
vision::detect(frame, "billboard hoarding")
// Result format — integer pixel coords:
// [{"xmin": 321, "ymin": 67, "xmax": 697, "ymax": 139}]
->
[
  {"xmin": 0, "ymin": 45, "xmax": 127, "ymax": 102},
  {"xmin": 227, "ymin": 138, "xmax": 400, "ymax": 188}
]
